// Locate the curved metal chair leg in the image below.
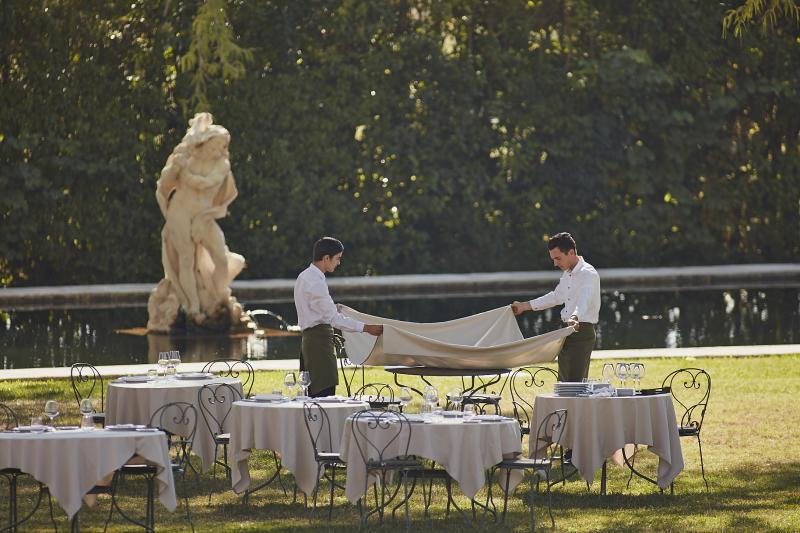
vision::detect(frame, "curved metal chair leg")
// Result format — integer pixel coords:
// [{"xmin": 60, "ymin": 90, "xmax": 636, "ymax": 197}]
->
[
  {"xmin": 500, "ymin": 468, "xmax": 512, "ymax": 524},
  {"xmin": 528, "ymin": 472, "xmax": 535, "ymax": 531},
  {"xmin": 626, "ymin": 451, "xmax": 636, "ymax": 489},
  {"xmin": 328, "ymin": 465, "xmax": 336, "ymax": 519},
  {"xmin": 697, "ymin": 435, "xmax": 709, "ymax": 491},
  {"xmin": 546, "ymin": 471, "xmax": 555, "ymax": 528}
]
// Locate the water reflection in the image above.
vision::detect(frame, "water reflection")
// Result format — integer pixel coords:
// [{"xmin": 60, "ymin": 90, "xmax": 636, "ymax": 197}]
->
[{"xmin": 1, "ymin": 287, "xmax": 798, "ymax": 369}]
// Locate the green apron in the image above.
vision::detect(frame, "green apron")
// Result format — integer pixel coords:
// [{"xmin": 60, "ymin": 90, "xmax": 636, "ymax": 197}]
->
[
  {"xmin": 557, "ymin": 323, "xmax": 596, "ymax": 382},
  {"xmin": 301, "ymin": 324, "xmax": 338, "ymax": 395}
]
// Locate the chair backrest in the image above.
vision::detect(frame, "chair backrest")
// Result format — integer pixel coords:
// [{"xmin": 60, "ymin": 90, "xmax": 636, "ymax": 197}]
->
[
  {"xmin": 353, "ymin": 383, "xmax": 395, "ymax": 405},
  {"xmin": 351, "ymin": 409, "xmax": 412, "ymax": 467},
  {"xmin": 149, "ymin": 402, "xmax": 198, "ymax": 467},
  {"xmin": 303, "ymin": 401, "xmax": 335, "ymax": 461},
  {"xmin": 197, "ymin": 382, "xmax": 242, "ymax": 439},
  {"xmin": 662, "ymin": 368, "xmax": 711, "ymax": 433},
  {"xmin": 336, "ymin": 333, "xmax": 365, "ymax": 396},
  {"xmin": 201, "ymin": 359, "xmax": 255, "ymax": 396},
  {"xmin": 70, "ymin": 363, "xmax": 105, "ymax": 412},
  {"xmin": 509, "ymin": 366, "xmax": 559, "ymax": 436},
  {"xmin": 0, "ymin": 402, "xmax": 19, "ymax": 430},
  {"xmin": 533, "ymin": 408, "xmax": 568, "ymax": 462}
]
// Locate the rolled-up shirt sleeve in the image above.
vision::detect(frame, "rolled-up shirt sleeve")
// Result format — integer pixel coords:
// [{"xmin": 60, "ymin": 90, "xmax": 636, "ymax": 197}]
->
[{"xmin": 308, "ymin": 278, "xmax": 365, "ymax": 332}]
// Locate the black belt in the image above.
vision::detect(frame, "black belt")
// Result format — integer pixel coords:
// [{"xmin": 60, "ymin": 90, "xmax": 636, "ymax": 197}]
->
[{"xmin": 561, "ymin": 321, "xmax": 595, "ymax": 327}]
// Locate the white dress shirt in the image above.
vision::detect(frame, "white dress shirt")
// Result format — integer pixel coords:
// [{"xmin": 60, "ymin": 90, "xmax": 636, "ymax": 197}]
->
[
  {"xmin": 529, "ymin": 257, "xmax": 601, "ymax": 324},
  {"xmin": 294, "ymin": 264, "xmax": 365, "ymax": 332}
]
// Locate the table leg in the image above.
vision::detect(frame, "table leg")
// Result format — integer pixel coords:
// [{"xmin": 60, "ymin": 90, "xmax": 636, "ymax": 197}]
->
[{"xmin": 390, "ymin": 373, "xmax": 423, "ymax": 397}]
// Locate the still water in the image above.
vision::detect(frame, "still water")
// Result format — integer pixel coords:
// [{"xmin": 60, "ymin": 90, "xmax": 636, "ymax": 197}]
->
[{"xmin": 1, "ymin": 287, "xmax": 798, "ymax": 369}]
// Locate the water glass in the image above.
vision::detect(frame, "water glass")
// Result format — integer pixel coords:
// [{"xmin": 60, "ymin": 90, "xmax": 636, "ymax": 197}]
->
[
  {"xmin": 602, "ymin": 363, "xmax": 615, "ymax": 384},
  {"xmin": 169, "ymin": 351, "xmax": 181, "ymax": 375},
  {"xmin": 616, "ymin": 363, "xmax": 629, "ymax": 388},
  {"xmin": 43, "ymin": 400, "xmax": 59, "ymax": 426},
  {"xmin": 80, "ymin": 413, "xmax": 95, "ymax": 431},
  {"xmin": 423, "ymin": 385, "xmax": 438, "ymax": 414},
  {"xmin": 30, "ymin": 417, "xmax": 45, "ymax": 432},
  {"xmin": 399, "ymin": 387, "xmax": 413, "ymax": 412},
  {"xmin": 298, "ymin": 371, "xmax": 311, "ymax": 397},
  {"xmin": 157, "ymin": 353, "xmax": 168, "ymax": 379},
  {"xmin": 463, "ymin": 404, "xmax": 475, "ymax": 421},
  {"xmin": 448, "ymin": 389, "xmax": 464, "ymax": 413},
  {"xmin": 147, "ymin": 368, "xmax": 158, "ymax": 379},
  {"xmin": 284, "ymin": 372, "xmax": 297, "ymax": 398},
  {"xmin": 432, "ymin": 406, "xmax": 444, "ymax": 423}
]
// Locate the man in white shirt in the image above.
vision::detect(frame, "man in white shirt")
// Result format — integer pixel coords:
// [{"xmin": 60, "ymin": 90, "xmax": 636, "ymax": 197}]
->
[
  {"xmin": 511, "ymin": 232, "xmax": 601, "ymax": 382},
  {"xmin": 294, "ymin": 237, "xmax": 383, "ymax": 397}
]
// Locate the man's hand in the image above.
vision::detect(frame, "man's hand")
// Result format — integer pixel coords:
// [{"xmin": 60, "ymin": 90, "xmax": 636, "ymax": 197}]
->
[
  {"xmin": 363, "ymin": 324, "xmax": 383, "ymax": 336},
  {"xmin": 567, "ymin": 315, "xmax": 581, "ymax": 331},
  {"xmin": 511, "ymin": 301, "xmax": 532, "ymax": 316}
]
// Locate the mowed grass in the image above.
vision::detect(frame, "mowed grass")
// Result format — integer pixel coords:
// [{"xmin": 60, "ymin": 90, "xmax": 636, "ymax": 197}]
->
[{"xmin": 1, "ymin": 355, "xmax": 799, "ymax": 532}]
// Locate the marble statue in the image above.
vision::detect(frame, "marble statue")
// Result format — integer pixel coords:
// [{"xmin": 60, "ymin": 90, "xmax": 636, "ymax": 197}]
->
[{"xmin": 147, "ymin": 112, "xmax": 246, "ymax": 333}]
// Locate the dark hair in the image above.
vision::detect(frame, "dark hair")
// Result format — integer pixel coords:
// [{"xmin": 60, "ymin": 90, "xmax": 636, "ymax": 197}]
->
[
  {"xmin": 313, "ymin": 237, "xmax": 344, "ymax": 261},
  {"xmin": 547, "ymin": 232, "xmax": 577, "ymax": 254}
]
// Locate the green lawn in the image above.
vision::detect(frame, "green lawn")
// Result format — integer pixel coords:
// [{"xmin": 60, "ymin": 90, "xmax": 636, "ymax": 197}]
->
[{"xmin": 1, "ymin": 355, "xmax": 799, "ymax": 532}]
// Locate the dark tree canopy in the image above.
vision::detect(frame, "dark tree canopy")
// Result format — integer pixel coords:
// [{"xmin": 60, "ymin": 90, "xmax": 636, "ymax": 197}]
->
[{"xmin": 1, "ymin": 0, "xmax": 798, "ymax": 287}]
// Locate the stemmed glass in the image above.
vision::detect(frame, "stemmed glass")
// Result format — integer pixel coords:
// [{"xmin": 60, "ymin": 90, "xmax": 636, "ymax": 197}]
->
[
  {"xmin": 631, "ymin": 363, "xmax": 645, "ymax": 389},
  {"xmin": 399, "ymin": 387, "xmax": 413, "ymax": 412},
  {"xmin": 43, "ymin": 400, "xmax": 59, "ymax": 426},
  {"xmin": 423, "ymin": 385, "xmax": 438, "ymax": 415},
  {"xmin": 80, "ymin": 399, "xmax": 94, "ymax": 430},
  {"xmin": 602, "ymin": 363, "xmax": 615, "ymax": 384},
  {"xmin": 616, "ymin": 363, "xmax": 629, "ymax": 388},
  {"xmin": 284, "ymin": 372, "xmax": 297, "ymax": 399},
  {"xmin": 298, "ymin": 371, "xmax": 311, "ymax": 398},
  {"xmin": 169, "ymin": 351, "xmax": 181, "ymax": 376},
  {"xmin": 157, "ymin": 352, "xmax": 169, "ymax": 380},
  {"xmin": 448, "ymin": 389, "xmax": 464, "ymax": 414}
]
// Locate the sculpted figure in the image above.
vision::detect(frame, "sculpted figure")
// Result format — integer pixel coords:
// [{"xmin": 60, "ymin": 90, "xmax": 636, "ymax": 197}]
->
[{"xmin": 147, "ymin": 112, "xmax": 246, "ymax": 332}]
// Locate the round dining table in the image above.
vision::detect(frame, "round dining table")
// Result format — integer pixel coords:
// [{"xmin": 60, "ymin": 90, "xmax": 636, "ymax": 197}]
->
[{"xmin": 106, "ymin": 375, "xmax": 243, "ymax": 470}]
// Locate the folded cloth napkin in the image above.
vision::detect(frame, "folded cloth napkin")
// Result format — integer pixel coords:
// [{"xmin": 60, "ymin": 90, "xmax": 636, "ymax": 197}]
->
[{"xmin": 590, "ymin": 388, "xmax": 614, "ymax": 397}]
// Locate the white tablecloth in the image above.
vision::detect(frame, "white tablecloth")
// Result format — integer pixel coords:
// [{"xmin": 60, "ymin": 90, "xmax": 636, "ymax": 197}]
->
[
  {"xmin": 230, "ymin": 399, "xmax": 369, "ymax": 496},
  {"xmin": 340, "ymin": 416, "xmax": 522, "ymax": 503},
  {"xmin": 106, "ymin": 376, "xmax": 242, "ymax": 471},
  {"xmin": 531, "ymin": 393, "xmax": 684, "ymax": 488},
  {"xmin": 0, "ymin": 429, "xmax": 176, "ymax": 519}
]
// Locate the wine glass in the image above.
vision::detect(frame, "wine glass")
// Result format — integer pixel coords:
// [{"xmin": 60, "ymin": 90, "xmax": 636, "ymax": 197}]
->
[
  {"xmin": 79, "ymin": 398, "xmax": 94, "ymax": 416},
  {"xmin": 616, "ymin": 363, "xmax": 629, "ymax": 388},
  {"xmin": 602, "ymin": 363, "xmax": 615, "ymax": 384},
  {"xmin": 284, "ymin": 372, "xmax": 297, "ymax": 399},
  {"xmin": 298, "ymin": 371, "xmax": 311, "ymax": 398},
  {"xmin": 399, "ymin": 387, "xmax": 413, "ymax": 412},
  {"xmin": 169, "ymin": 351, "xmax": 181, "ymax": 375},
  {"xmin": 448, "ymin": 388, "xmax": 464, "ymax": 414},
  {"xmin": 635, "ymin": 363, "xmax": 646, "ymax": 389},
  {"xmin": 157, "ymin": 352, "xmax": 169, "ymax": 380},
  {"xmin": 423, "ymin": 385, "xmax": 438, "ymax": 415},
  {"xmin": 630, "ymin": 363, "xmax": 642, "ymax": 389},
  {"xmin": 43, "ymin": 400, "xmax": 59, "ymax": 426}
]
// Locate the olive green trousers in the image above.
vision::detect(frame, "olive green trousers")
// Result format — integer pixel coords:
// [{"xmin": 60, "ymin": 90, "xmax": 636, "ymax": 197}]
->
[
  {"xmin": 557, "ymin": 323, "xmax": 596, "ymax": 382},
  {"xmin": 300, "ymin": 324, "xmax": 338, "ymax": 396}
]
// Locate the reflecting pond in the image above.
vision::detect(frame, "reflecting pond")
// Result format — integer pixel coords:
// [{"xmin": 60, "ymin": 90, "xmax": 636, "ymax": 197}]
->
[{"xmin": 1, "ymin": 287, "xmax": 798, "ymax": 369}]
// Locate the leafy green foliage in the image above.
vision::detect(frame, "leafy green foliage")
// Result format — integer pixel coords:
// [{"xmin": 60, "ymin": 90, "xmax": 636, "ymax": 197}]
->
[{"xmin": 1, "ymin": 0, "xmax": 798, "ymax": 287}]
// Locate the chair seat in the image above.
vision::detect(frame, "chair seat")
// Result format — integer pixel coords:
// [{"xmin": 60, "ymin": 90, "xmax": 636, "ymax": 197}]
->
[
  {"xmin": 462, "ymin": 393, "xmax": 501, "ymax": 403},
  {"xmin": 498, "ymin": 457, "xmax": 551, "ymax": 469},
  {"xmin": 93, "ymin": 412, "xmax": 106, "ymax": 424},
  {"xmin": 317, "ymin": 452, "xmax": 342, "ymax": 462},
  {"xmin": 366, "ymin": 459, "xmax": 423, "ymax": 469},
  {"xmin": 120, "ymin": 463, "xmax": 158, "ymax": 474},
  {"xmin": 678, "ymin": 426, "xmax": 700, "ymax": 437},
  {"xmin": 215, "ymin": 433, "xmax": 231, "ymax": 444}
]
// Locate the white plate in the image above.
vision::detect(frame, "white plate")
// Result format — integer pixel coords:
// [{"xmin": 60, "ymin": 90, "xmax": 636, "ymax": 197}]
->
[
  {"xmin": 106, "ymin": 424, "xmax": 147, "ymax": 431},
  {"xmin": 175, "ymin": 372, "xmax": 214, "ymax": 380},
  {"xmin": 118, "ymin": 376, "xmax": 151, "ymax": 383},
  {"xmin": 253, "ymin": 394, "xmax": 283, "ymax": 401},
  {"xmin": 474, "ymin": 415, "xmax": 506, "ymax": 422}
]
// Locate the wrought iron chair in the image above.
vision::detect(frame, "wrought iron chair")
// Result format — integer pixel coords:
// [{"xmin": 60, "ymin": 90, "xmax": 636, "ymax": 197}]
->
[
  {"xmin": 352, "ymin": 383, "xmax": 399, "ymax": 410},
  {"xmin": 104, "ymin": 402, "xmax": 198, "ymax": 532},
  {"xmin": 69, "ymin": 362, "xmax": 106, "ymax": 426},
  {"xmin": 350, "ymin": 409, "xmax": 424, "ymax": 530},
  {"xmin": 201, "ymin": 358, "xmax": 255, "ymax": 397},
  {"xmin": 453, "ymin": 373, "xmax": 504, "ymax": 415},
  {"xmin": 508, "ymin": 366, "xmax": 559, "ymax": 439},
  {"xmin": 302, "ymin": 401, "xmax": 347, "ymax": 520},
  {"xmin": 496, "ymin": 408, "xmax": 568, "ymax": 531},
  {"xmin": 662, "ymin": 368, "xmax": 711, "ymax": 491},
  {"xmin": 197, "ymin": 382, "xmax": 242, "ymax": 498},
  {"xmin": 335, "ymin": 333, "xmax": 365, "ymax": 397}
]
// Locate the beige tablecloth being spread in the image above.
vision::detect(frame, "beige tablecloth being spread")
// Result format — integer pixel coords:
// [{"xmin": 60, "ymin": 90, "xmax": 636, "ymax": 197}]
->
[
  {"xmin": 230, "ymin": 399, "xmax": 368, "ymax": 496},
  {"xmin": 340, "ymin": 417, "xmax": 522, "ymax": 503},
  {"xmin": 0, "ymin": 429, "xmax": 176, "ymax": 519},
  {"xmin": 531, "ymin": 394, "xmax": 684, "ymax": 489},
  {"xmin": 106, "ymin": 377, "xmax": 243, "ymax": 471},
  {"xmin": 339, "ymin": 305, "xmax": 574, "ymax": 369}
]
